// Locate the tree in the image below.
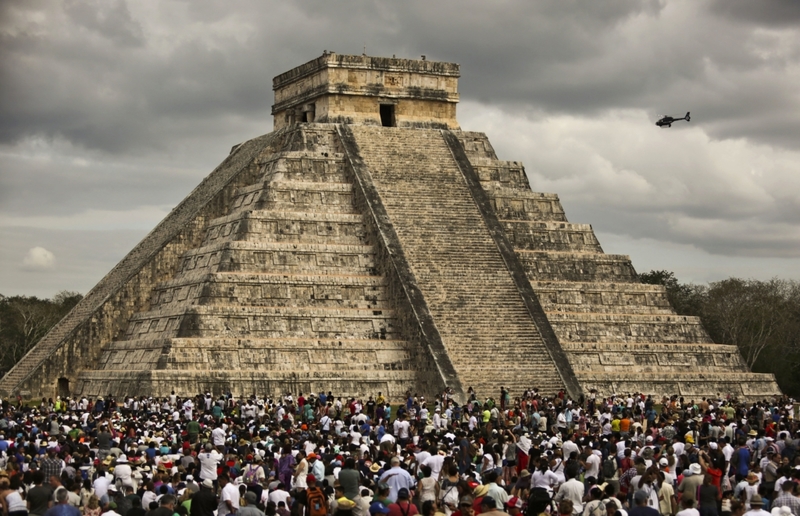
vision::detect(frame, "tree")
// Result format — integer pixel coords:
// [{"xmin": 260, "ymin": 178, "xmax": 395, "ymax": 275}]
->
[
  {"xmin": 701, "ymin": 278, "xmax": 796, "ymax": 370},
  {"xmin": 638, "ymin": 270, "xmax": 705, "ymax": 316},
  {"xmin": 0, "ymin": 291, "xmax": 83, "ymax": 374}
]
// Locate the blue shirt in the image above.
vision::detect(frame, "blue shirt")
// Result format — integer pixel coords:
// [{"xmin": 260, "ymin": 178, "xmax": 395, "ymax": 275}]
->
[{"xmin": 44, "ymin": 504, "xmax": 82, "ymax": 516}]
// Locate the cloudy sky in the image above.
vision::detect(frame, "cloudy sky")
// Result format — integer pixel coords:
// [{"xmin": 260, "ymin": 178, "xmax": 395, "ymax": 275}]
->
[{"xmin": 1, "ymin": 0, "xmax": 799, "ymax": 298}]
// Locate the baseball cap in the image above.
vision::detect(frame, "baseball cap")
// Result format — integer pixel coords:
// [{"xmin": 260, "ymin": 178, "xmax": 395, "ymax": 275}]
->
[
  {"xmin": 370, "ymin": 502, "xmax": 391, "ymax": 515},
  {"xmin": 506, "ymin": 497, "xmax": 523, "ymax": 509}
]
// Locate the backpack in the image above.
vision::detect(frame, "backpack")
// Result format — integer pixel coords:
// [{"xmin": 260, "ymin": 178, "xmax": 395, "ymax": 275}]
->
[
  {"xmin": 585, "ymin": 500, "xmax": 605, "ymax": 516},
  {"xmin": 602, "ymin": 457, "xmax": 617, "ymax": 479},
  {"xmin": 306, "ymin": 486, "xmax": 327, "ymax": 516},
  {"xmin": 243, "ymin": 464, "xmax": 261, "ymax": 485}
]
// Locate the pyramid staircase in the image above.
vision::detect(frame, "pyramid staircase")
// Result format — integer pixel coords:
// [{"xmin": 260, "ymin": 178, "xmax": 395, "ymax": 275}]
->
[{"xmin": 344, "ymin": 126, "xmax": 573, "ymax": 398}]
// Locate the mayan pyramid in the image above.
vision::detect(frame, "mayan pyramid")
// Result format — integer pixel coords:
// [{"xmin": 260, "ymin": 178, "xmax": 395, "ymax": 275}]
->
[{"xmin": 0, "ymin": 53, "xmax": 780, "ymax": 401}]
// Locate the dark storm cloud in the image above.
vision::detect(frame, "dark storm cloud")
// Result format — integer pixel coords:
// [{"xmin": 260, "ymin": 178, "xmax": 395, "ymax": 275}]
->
[
  {"xmin": 708, "ymin": 0, "xmax": 800, "ymax": 27},
  {"xmin": 0, "ymin": 0, "xmax": 799, "ymax": 295},
  {"xmin": 3, "ymin": 0, "xmax": 799, "ymax": 155}
]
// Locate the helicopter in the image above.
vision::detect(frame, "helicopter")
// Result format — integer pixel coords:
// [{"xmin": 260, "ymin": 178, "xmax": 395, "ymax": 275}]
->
[{"xmin": 656, "ymin": 111, "xmax": 690, "ymax": 128}]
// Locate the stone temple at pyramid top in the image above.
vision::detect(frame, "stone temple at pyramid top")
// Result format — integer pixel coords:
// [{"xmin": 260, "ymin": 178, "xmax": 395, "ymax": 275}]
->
[{"xmin": 272, "ymin": 52, "xmax": 461, "ymax": 130}]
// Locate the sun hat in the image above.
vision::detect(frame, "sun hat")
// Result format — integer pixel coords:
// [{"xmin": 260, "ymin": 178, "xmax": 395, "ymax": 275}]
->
[{"xmin": 473, "ymin": 485, "xmax": 489, "ymax": 498}]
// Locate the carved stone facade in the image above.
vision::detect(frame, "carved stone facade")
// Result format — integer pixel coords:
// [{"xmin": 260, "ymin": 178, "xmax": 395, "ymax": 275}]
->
[{"xmin": 0, "ymin": 54, "xmax": 780, "ymax": 401}]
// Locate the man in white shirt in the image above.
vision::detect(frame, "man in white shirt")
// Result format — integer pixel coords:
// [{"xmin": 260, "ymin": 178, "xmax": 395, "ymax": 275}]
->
[
  {"xmin": 393, "ymin": 415, "xmax": 410, "ymax": 445},
  {"xmin": 584, "ymin": 449, "xmax": 601, "ymax": 480},
  {"xmin": 198, "ymin": 444, "xmax": 222, "ymax": 482},
  {"xmin": 113, "ymin": 456, "xmax": 133, "ymax": 488},
  {"xmin": 422, "ymin": 449, "xmax": 445, "ymax": 480},
  {"xmin": 469, "ymin": 413, "xmax": 478, "ymax": 431},
  {"xmin": 267, "ymin": 483, "xmax": 291, "ymax": 506},
  {"xmin": 211, "ymin": 424, "xmax": 227, "ymax": 447},
  {"xmin": 553, "ymin": 471, "xmax": 584, "ymax": 515},
  {"xmin": 378, "ymin": 456, "xmax": 415, "ymax": 503},
  {"xmin": 93, "ymin": 472, "xmax": 110, "ymax": 501},
  {"xmin": 218, "ymin": 474, "xmax": 240, "ymax": 516},
  {"xmin": 561, "ymin": 438, "xmax": 579, "ymax": 461}
]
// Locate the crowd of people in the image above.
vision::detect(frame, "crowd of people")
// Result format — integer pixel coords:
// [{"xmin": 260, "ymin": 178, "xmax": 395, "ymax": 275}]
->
[{"xmin": 0, "ymin": 388, "xmax": 797, "ymax": 516}]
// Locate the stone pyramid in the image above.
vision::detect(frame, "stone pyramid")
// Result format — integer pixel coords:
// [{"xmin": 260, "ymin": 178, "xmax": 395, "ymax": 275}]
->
[{"xmin": 0, "ymin": 53, "xmax": 780, "ymax": 401}]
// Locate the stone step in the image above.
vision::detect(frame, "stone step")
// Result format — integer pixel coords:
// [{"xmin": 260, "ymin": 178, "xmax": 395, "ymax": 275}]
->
[
  {"xmin": 178, "ymin": 241, "xmax": 377, "ymax": 275},
  {"xmin": 483, "ymin": 187, "xmax": 568, "ymax": 222},
  {"xmin": 203, "ymin": 210, "xmax": 367, "ymax": 246},
  {"xmin": 501, "ymin": 220, "xmax": 603, "ymax": 252},
  {"xmin": 517, "ymin": 250, "xmax": 638, "ymax": 282},
  {"xmin": 122, "ymin": 304, "xmax": 400, "ymax": 341},
  {"xmin": 96, "ymin": 336, "xmax": 419, "ymax": 372},
  {"xmin": 453, "ymin": 132, "xmax": 499, "ymax": 160},
  {"xmin": 257, "ymin": 181, "xmax": 356, "ymax": 212},
  {"xmin": 574, "ymin": 371, "xmax": 781, "ymax": 399},
  {"xmin": 533, "ymin": 280, "xmax": 674, "ymax": 314},
  {"xmin": 564, "ymin": 341, "xmax": 749, "ymax": 372},
  {"xmin": 150, "ymin": 272, "xmax": 391, "ymax": 310},
  {"xmin": 546, "ymin": 312, "xmax": 713, "ymax": 344},
  {"xmin": 75, "ymin": 368, "xmax": 421, "ymax": 400}
]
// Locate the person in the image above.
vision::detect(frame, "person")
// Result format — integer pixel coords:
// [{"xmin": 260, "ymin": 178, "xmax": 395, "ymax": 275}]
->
[
  {"xmin": 628, "ymin": 490, "xmax": 660, "ymax": 516},
  {"xmin": 303, "ymin": 475, "xmax": 327, "ymax": 516},
  {"xmin": 506, "ymin": 498, "xmax": 524, "ymax": 516},
  {"xmin": 742, "ymin": 496, "xmax": 769, "ymax": 516},
  {"xmin": 676, "ymin": 498, "xmax": 700, "ymax": 516},
  {"xmin": 40, "ymin": 449, "xmax": 62, "ymax": 482},
  {"xmin": 378, "ymin": 457, "xmax": 415, "ymax": 503},
  {"xmin": 218, "ymin": 474, "xmax": 239, "ymax": 516},
  {"xmin": 417, "ymin": 466, "xmax": 439, "ymax": 507},
  {"xmin": 387, "ymin": 489, "xmax": 418, "ymax": 516},
  {"xmin": 148, "ymin": 495, "xmax": 178, "ymax": 516},
  {"xmin": 238, "ymin": 492, "xmax": 265, "ymax": 516},
  {"xmin": 772, "ymin": 482, "xmax": 800, "ymax": 516},
  {"xmin": 678, "ymin": 465, "xmax": 705, "ymax": 508},
  {"xmin": 657, "ymin": 471, "xmax": 677, "ymax": 516},
  {"xmin": 554, "ymin": 470, "xmax": 584, "ymax": 515},
  {"xmin": 294, "ymin": 451, "xmax": 309, "ymax": 491},
  {"xmin": 267, "ymin": 484, "xmax": 291, "ymax": 508},
  {"xmin": 452, "ymin": 497, "xmax": 474, "ymax": 516},
  {"xmin": 582, "ymin": 488, "xmax": 605, "ymax": 516},
  {"xmin": 28, "ymin": 471, "xmax": 54, "ymax": 516},
  {"xmin": 83, "ymin": 496, "xmax": 102, "ymax": 516},
  {"xmin": 126, "ymin": 496, "xmax": 145, "ymax": 516},
  {"xmin": 560, "ymin": 501, "xmax": 576, "ymax": 516},
  {"xmin": 43, "ymin": 488, "xmax": 81, "ymax": 516},
  {"xmin": 741, "ymin": 474, "xmax": 760, "ymax": 510},
  {"xmin": 698, "ymin": 474, "xmax": 720, "ymax": 516},
  {"xmin": 198, "ymin": 444, "xmax": 222, "ymax": 484},
  {"xmin": 114, "ymin": 456, "xmax": 134, "ymax": 489},
  {"xmin": 190, "ymin": 480, "xmax": 218, "ymax": 516},
  {"xmin": 478, "ymin": 497, "xmax": 505, "ymax": 516},
  {"xmin": 0, "ymin": 477, "xmax": 26, "ymax": 516},
  {"xmin": 483, "ymin": 471, "xmax": 508, "ymax": 506},
  {"xmin": 420, "ymin": 501, "xmax": 440, "ymax": 516}
]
